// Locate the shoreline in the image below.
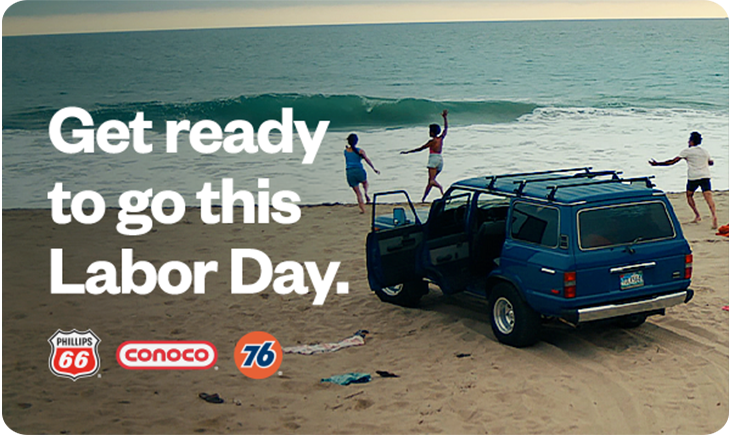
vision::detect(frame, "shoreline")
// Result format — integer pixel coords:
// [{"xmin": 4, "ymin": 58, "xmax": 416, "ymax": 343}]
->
[{"xmin": 1, "ymin": 188, "xmax": 730, "ymax": 212}]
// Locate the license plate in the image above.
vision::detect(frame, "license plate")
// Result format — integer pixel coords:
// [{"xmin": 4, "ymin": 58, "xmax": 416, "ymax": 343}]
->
[{"xmin": 620, "ymin": 270, "xmax": 644, "ymax": 290}]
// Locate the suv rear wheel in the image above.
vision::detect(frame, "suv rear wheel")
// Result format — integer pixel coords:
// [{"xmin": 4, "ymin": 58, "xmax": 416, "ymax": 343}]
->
[
  {"xmin": 375, "ymin": 281, "xmax": 428, "ymax": 307},
  {"xmin": 488, "ymin": 283, "xmax": 541, "ymax": 347}
]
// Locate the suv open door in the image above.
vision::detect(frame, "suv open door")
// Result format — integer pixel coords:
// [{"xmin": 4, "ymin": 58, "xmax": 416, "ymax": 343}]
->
[
  {"xmin": 422, "ymin": 191, "xmax": 473, "ymax": 293},
  {"xmin": 366, "ymin": 191, "xmax": 427, "ymax": 306}
]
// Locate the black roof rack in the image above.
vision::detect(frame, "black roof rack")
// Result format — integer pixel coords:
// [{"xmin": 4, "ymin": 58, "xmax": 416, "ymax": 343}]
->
[
  {"xmin": 546, "ymin": 176, "xmax": 655, "ymax": 201},
  {"xmin": 511, "ymin": 170, "xmax": 622, "ymax": 195},
  {"xmin": 485, "ymin": 167, "xmax": 592, "ymax": 189}
]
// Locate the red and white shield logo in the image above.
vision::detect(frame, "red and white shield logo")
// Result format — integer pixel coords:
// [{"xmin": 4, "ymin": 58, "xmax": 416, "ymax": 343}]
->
[{"xmin": 48, "ymin": 329, "xmax": 101, "ymax": 381}]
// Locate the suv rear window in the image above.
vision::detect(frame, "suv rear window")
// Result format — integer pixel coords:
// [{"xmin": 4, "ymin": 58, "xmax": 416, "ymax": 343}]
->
[{"xmin": 578, "ymin": 201, "xmax": 675, "ymax": 249}]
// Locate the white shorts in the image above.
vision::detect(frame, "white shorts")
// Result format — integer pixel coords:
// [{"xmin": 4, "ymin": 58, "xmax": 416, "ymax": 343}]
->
[{"xmin": 427, "ymin": 154, "xmax": 443, "ymax": 173}]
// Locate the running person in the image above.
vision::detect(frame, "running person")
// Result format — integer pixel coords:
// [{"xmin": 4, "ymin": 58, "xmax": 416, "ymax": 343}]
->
[
  {"xmin": 401, "ymin": 109, "xmax": 448, "ymax": 202},
  {"xmin": 649, "ymin": 131, "xmax": 718, "ymax": 229},
  {"xmin": 344, "ymin": 133, "xmax": 380, "ymax": 214}
]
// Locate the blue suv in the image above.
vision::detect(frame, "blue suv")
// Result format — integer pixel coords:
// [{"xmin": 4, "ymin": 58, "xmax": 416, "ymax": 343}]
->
[{"xmin": 366, "ymin": 167, "xmax": 694, "ymax": 347}]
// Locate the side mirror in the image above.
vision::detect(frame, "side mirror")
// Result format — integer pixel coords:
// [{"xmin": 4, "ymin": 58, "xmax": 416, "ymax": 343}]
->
[{"xmin": 393, "ymin": 207, "xmax": 408, "ymax": 226}]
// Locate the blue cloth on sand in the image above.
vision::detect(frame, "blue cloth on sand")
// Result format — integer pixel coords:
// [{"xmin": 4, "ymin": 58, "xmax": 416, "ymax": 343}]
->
[{"xmin": 320, "ymin": 372, "xmax": 372, "ymax": 386}]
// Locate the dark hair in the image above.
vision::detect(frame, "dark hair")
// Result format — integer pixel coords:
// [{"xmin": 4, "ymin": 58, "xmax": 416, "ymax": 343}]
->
[
  {"xmin": 689, "ymin": 131, "xmax": 702, "ymax": 145},
  {"xmin": 347, "ymin": 133, "xmax": 362, "ymax": 158},
  {"xmin": 429, "ymin": 124, "xmax": 441, "ymax": 137}
]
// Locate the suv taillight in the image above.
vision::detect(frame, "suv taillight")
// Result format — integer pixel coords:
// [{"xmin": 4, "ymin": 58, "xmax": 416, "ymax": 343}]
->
[
  {"xmin": 685, "ymin": 254, "xmax": 693, "ymax": 279},
  {"xmin": 563, "ymin": 271, "xmax": 576, "ymax": 298}
]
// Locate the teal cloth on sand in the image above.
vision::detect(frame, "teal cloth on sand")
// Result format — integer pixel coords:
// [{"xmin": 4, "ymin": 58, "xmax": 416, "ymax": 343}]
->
[{"xmin": 320, "ymin": 372, "xmax": 372, "ymax": 386}]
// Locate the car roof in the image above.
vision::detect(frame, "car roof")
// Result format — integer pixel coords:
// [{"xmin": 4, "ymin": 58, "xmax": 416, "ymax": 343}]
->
[{"xmin": 451, "ymin": 167, "xmax": 663, "ymax": 204}]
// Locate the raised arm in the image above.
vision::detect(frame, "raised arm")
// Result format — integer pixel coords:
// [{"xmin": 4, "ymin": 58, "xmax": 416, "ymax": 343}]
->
[{"xmin": 440, "ymin": 109, "xmax": 448, "ymax": 138}]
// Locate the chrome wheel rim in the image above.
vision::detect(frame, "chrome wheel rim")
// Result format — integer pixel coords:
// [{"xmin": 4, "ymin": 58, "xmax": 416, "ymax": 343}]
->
[
  {"xmin": 382, "ymin": 284, "xmax": 403, "ymax": 297},
  {"xmin": 494, "ymin": 297, "xmax": 515, "ymax": 334}
]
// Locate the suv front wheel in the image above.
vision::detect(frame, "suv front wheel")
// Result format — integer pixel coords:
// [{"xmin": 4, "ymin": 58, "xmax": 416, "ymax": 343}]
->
[
  {"xmin": 375, "ymin": 281, "xmax": 428, "ymax": 307},
  {"xmin": 488, "ymin": 283, "xmax": 541, "ymax": 347}
]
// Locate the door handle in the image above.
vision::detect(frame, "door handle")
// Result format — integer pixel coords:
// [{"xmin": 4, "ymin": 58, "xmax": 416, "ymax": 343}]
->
[
  {"xmin": 386, "ymin": 238, "xmax": 415, "ymax": 252},
  {"xmin": 540, "ymin": 268, "xmax": 556, "ymax": 274},
  {"xmin": 437, "ymin": 254, "xmax": 454, "ymax": 263}
]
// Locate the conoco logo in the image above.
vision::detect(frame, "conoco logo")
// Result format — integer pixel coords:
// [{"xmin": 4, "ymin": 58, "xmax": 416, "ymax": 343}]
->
[{"xmin": 117, "ymin": 341, "xmax": 217, "ymax": 370}]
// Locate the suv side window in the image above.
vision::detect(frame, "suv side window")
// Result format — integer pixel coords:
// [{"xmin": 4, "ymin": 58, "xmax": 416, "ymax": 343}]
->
[
  {"xmin": 510, "ymin": 202, "xmax": 559, "ymax": 247},
  {"xmin": 427, "ymin": 192, "xmax": 470, "ymax": 238},
  {"xmin": 474, "ymin": 193, "xmax": 509, "ymax": 225}
]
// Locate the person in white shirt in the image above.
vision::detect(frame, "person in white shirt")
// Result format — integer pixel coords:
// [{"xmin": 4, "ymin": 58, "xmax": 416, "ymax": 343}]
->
[{"xmin": 649, "ymin": 131, "xmax": 718, "ymax": 229}]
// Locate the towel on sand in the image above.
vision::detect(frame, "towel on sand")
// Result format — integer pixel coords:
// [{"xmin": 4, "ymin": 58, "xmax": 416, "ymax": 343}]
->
[
  {"xmin": 321, "ymin": 372, "xmax": 372, "ymax": 386},
  {"xmin": 283, "ymin": 330, "xmax": 368, "ymax": 355}
]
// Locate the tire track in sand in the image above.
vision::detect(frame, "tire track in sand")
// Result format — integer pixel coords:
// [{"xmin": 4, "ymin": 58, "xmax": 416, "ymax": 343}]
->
[{"xmin": 535, "ymin": 319, "xmax": 728, "ymax": 433}]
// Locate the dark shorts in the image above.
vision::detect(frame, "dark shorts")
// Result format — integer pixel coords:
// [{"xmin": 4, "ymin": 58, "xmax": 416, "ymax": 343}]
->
[
  {"xmin": 346, "ymin": 167, "xmax": 367, "ymax": 188},
  {"xmin": 686, "ymin": 178, "xmax": 711, "ymax": 192}
]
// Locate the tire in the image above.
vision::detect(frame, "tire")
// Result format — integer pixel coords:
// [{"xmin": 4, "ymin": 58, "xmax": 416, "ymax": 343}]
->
[
  {"xmin": 614, "ymin": 313, "xmax": 647, "ymax": 329},
  {"xmin": 375, "ymin": 281, "xmax": 428, "ymax": 307},
  {"xmin": 487, "ymin": 283, "xmax": 541, "ymax": 347}
]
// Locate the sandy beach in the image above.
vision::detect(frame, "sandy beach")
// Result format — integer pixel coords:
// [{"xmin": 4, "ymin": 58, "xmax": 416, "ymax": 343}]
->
[{"xmin": 1, "ymin": 191, "xmax": 728, "ymax": 434}]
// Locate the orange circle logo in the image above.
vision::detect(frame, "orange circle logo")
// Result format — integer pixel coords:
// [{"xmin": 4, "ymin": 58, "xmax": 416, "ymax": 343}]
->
[{"xmin": 233, "ymin": 332, "xmax": 282, "ymax": 379}]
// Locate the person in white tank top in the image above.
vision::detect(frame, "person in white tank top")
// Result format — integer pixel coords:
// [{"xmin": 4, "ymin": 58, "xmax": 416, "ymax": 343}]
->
[{"xmin": 649, "ymin": 131, "xmax": 718, "ymax": 229}]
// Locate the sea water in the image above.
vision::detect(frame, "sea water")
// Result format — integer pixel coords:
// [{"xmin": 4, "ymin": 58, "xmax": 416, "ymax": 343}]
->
[{"xmin": 2, "ymin": 19, "xmax": 728, "ymax": 208}]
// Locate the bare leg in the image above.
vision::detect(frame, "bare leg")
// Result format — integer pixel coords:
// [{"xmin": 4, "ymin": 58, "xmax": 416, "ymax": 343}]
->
[
  {"xmin": 352, "ymin": 186, "xmax": 365, "ymax": 214},
  {"xmin": 685, "ymin": 191, "xmax": 700, "ymax": 223},
  {"xmin": 434, "ymin": 178, "xmax": 444, "ymax": 196},
  {"xmin": 702, "ymin": 190, "xmax": 718, "ymax": 229},
  {"xmin": 422, "ymin": 168, "xmax": 443, "ymax": 202},
  {"xmin": 422, "ymin": 184, "xmax": 432, "ymax": 203},
  {"xmin": 361, "ymin": 180, "xmax": 371, "ymax": 204}
]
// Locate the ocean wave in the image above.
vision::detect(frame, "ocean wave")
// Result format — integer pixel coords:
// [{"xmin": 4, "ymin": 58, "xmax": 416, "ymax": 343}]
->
[
  {"xmin": 520, "ymin": 106, "xmax": 728, "ymax": 122},
  {"xmin": 2, "ymin": 94, "xmax": 540, "ymax": 131}
]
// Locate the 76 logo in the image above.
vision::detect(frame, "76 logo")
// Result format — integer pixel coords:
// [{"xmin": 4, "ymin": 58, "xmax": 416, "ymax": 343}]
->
[{"xmin": 233, "ymin": 332, "xmax": 282, "ymax": 379}]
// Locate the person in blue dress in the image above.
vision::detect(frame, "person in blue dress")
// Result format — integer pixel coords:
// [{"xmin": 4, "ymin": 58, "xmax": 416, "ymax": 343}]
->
[{"xmin": 344, "ymin": 133, "xmax": 380, "ymax": 213}]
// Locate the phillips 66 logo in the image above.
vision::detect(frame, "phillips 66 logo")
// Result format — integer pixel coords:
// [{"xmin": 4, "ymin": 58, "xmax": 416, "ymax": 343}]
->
[{"xmin": 48, "ymin": 329, "xmax": 101, "ymax": 381}]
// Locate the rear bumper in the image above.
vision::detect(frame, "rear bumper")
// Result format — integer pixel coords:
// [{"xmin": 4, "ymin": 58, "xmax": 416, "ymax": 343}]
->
[{"xmin": 562, "ymin": 289, "xmax": 693, "ymax": 324}]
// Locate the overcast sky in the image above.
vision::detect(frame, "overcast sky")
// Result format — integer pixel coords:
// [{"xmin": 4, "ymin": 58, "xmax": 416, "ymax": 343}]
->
[{"xmin": 1, "ymin": 0, "xmax": 730, "ymax": 36}]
